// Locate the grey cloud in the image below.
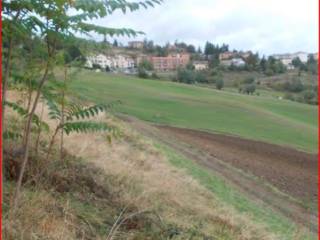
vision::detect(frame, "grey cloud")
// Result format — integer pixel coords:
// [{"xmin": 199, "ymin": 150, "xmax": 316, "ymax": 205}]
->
[{"xmin": 87, "ymin": 0, "xmax": 318, "ymax": 55}]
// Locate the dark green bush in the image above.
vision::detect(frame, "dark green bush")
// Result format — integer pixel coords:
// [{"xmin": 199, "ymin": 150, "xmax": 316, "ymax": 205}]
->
[
  {"xmin": 215, "ymin": 79, "xmax": 224, "ymax": 90},
  {"xmin": 138, "ymin": 67, "xmax": 149, "ymax": 79}
]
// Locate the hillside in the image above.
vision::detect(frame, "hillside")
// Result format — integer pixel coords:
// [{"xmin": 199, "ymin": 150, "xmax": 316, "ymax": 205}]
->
[
  {"xmin": 4, "ymin": 91, "xmax": 314, "ymax": 239},
  {"xmin": 220, "ymin": 70, "xmax": 317, "ymax": 87},
  {"xmin": 70, "ymin": 70, "xmax": 317, "ymax": 152}
]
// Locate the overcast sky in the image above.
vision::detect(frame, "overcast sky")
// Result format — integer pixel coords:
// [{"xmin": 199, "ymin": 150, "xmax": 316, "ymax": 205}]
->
[{"xmin": 90, "ymin": 0, "xmax": 318, "ymax": 55}]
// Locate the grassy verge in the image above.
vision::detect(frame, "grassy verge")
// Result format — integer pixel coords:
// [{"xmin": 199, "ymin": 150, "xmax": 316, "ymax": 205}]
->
[{"xmin": 156, "ymin": 143, "xmax": 316, "ymax": 240}]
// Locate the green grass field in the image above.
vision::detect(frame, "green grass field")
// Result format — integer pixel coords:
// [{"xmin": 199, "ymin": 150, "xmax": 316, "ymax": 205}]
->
[{"xmin": 70, "ymin": 70, "xmax": 318, "ymax": 152}]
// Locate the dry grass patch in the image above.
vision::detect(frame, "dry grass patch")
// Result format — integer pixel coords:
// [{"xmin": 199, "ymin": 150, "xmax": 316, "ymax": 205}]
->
[
  {"xmin": 62, "ymin": 115, "xmax": 280, "ymax": 239},
  {"xmin": 3, "ymin": 184, "xmax": 77, "ymax": 240}
]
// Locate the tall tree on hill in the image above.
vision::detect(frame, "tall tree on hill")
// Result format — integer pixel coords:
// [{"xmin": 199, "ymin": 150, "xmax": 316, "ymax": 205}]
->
[
  {"xmin": 204, "ymin": 41, "xmax": 215, "ymax": 56},
  {"xmin": 245, "ymin": 52, "xmax": 260, "ymax": 71},
  {"xmin": 155, "ymin": 45, "xmax": 168, "ymax": 57},
  {"xmin": 143, "ymin": 38, "xmax": 155, "ymax": 53},
  {"xmin": 306, "ymin": 54, "xmax": 318, "ymax": 75},
  {"xmin": 3, "ymin": 0, "xmax": 162, "ymax": 209},
  {"xmin": 174, "ymin": 41, "xmax": 188, "ymax": 50},
  {"xmin": 220, "ymin": 43, "xmax": 229, "ymax": 52},
  {"xmin": 186, "ymin": 44, "xmax": 196, "ymax": 53},
  {"xmin": 259, "ymin": 56, "xmax": 267, "ymax": 72},
  {"xmin": 291, "ymin": 57, "xmax": 303, "ymax": 69}
]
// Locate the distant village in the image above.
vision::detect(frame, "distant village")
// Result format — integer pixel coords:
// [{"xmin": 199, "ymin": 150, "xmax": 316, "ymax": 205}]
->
[{"xmin": 85, "ymin": 40, "xmax": 318, "ymax": 74}]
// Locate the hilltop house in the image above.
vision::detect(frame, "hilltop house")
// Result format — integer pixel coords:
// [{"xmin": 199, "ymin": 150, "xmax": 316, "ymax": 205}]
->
[
  {"xmin": 219, "ymin": 51, "xmax": 235, "ymax": 61},
  {"xmin": 220, "ymin": 58, "xmax": 245, "ymax": 67},
  {"xmin": 128, "ymin": 41, "xmax": 144, "ymax": 49},
  {"xmin": 291, "ymin": 52, "xmax": 309, "ymax": 62},
  {"xmin": 114, "ymin": 55, "xmax": 135, "ymax": 69},
  {"xmin": 272, "ymin": 52, "xmax": 310, "ymax": 69},
  {"xmin": 238, "ymin": 51, "xmax": 252, "ymax": 59},
  {"xmin": 231, "ymin": 58, "xmax": 246, "ymax": 67},
  {"xmin": 85, "ymin": 54, "xmax": 111, "ymax": 69},
  {"xmin": 219, "ymin": 51, "xmax": 250, "ymax": 67},
  {"xmin": 313, "ymin": 53, "xmax": 318, "ymax": 60},
  {"xmin": 85, "ymin": 54, "xmax": 135, "ymax": 70},
  {"xmin": 193, "ymin": 61, "xmax": 209, "ymax": 70},
  {"xmin": 219, "ymin": 51, "xmax": 252, "ymax": 60}
]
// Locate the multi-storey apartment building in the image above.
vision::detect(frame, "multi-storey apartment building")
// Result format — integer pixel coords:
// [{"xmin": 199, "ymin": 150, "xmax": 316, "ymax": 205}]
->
[
  {"xmin": 138, "ymin": 53, "xmax": 190, "ymax": 71},
  {"xmin": 85, "ymin": 54, "xmax": 135, "ymax": 70}
]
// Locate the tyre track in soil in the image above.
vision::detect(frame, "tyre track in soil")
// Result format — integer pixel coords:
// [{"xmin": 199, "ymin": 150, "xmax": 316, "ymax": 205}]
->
[{"xmin": 119, "ymin": 115, "xmax": 318, "ymax": 233}]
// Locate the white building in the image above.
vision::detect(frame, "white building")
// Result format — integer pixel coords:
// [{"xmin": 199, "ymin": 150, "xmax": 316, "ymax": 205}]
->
[
  {"xmin": 193, "ymin": 61, "xmax": 209, "ymax": 70},
  {"xmin": 313, "ymin": 53, "xmax": 318, "ymax": 61},
  {"xmin": 220, "ymin": 59, "xmax": 232, "ymax": 66},
  {"xmin": 85, "ymin": 54, "xmax": 135, "ymax": 70},
  {"xmin": 272, "ymin": 52, "xmax": 309, "ymax": 69},
  {"xmin": 220, "ymin": 58, "xmax": 245, "ymax": 67},
  {"xmin": 85, "ymin": 54, "xmax": 112, "ymax": 69},
  {"xmin": 231, "ymin": 58, "xmax": 245, "ymax": 67},
  {"xmin": 114, "ymin": 55, "xmax": 135, "ymax": 69},
  {"xmin": 292, "ymin": 52, "xmax": 309, "ymax": 63}
]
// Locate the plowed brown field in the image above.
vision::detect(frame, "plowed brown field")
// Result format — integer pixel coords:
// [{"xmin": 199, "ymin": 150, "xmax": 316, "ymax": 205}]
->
[
  {"xmin": 119, "ymin": 115, "xmax": 317, "ymax": 232},
  {"xmin": 157, "ymin": 126, "xmax": 318, "ymax": 206}
]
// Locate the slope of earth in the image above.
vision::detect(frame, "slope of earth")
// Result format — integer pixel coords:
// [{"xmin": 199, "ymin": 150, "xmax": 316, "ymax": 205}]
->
[
  {"xmin": 70, "ymin": 70, "xmax": 317, "ymax": 152},
  {"xmin": 119, "ymin": 115, "xmax": 317, "ymax": 234},
  {"xmin": 156, "ymin": 125, "xmax": 318, "ymax": 208},
  {"xmin": 5, "ymin": 91, "xmax": 315, "ymax": 239},
  {"xmin": 5, "ymin": 91, "xmax": 288, "ymax": 239}
]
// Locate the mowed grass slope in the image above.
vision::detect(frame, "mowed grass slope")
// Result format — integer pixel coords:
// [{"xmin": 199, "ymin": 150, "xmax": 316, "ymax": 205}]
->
[{"xmin": 71, "ymin": 70, "xmax": 318, "ymax": 152}]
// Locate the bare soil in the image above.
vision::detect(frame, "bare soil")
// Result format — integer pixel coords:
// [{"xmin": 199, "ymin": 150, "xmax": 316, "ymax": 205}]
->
[
  {"xmin": 119, "ymin": 115, "xmax": 318, "ymax": 232},
  {"xmin": 157, "ymin": 126, "xmax": 318, "ymax": 206}
]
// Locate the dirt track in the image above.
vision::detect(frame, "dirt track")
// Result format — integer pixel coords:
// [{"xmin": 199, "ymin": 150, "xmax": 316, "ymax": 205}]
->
[
  {"xmin": 119, "ymin": 115, "xmax": 318, "ymax": 233},
  {"xmin": 157, "ymin": 126, "xmax": 318, "ymax": 206}
]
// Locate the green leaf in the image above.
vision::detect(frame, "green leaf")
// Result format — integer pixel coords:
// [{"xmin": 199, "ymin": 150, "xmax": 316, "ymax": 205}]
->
[
  {"xmin": 3, "ymin": 130, "xmax": 22, "ymax": 140},
  {"xmin": 62, "ymin": 121, "xmax": 112, "ymax": 135},
  {"xmin": 45, "ymin": 97, "xmax": 62, "ymax": 120},
  {"xmin": 66, "ymin": 101, "xmax": 121, "ymax": 121},
  {"xmin": 4, "ymin": 101, "xmax": 48, "ymax": 128}
]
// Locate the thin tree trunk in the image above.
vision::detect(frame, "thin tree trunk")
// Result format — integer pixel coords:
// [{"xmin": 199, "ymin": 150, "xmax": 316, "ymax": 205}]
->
[
  {"xmin": 2, "ymin": 37, "xmax": 13, "ymax": 122},
  {"xmin": 35, "ymin": 102, "xmax": 45, "ymax": 157},
  {"xmin": 46, "ymin": 127, "xmax": 60, "ymax": 160},
  {"xmin": 26, "ymin": 91, "xmax": 32, "ymax": 113},
  {"xmin": 60, "ymin": 99, "xmax": 64, "ymax": 161},
  {"xmin": 22, "ymin": 90, "xmax": 33, "ymax": 145},
  {"xmin": 60, "ymin": 67, "xmax": 67, "ymax": 161},
  {"xmin": 13, "ymin": 60, "xmax": 50, "ymax": 209}
]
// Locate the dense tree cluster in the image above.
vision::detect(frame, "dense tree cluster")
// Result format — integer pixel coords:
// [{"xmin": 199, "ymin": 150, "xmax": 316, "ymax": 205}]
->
[
  {"xmin": 137, "ymin": 59, "xmax": 154, "ymax": 78},
  {"xmin": 174, "ymin": 68, "xmax": 208, "ymax": 84},
  {"xmin": 238, "ymin": 77, "xmax": 256, "ymax": 95},
  {"xmin": 259, "ymin": 56, "xmax": 287, "ymax": 75},
  {"xmin": 204, "ymin": 42, "xmax": 229, "ymax": 68},
  {"xmin": 292, "ymin": 55, "xmax": 318, "ymax": 75}
]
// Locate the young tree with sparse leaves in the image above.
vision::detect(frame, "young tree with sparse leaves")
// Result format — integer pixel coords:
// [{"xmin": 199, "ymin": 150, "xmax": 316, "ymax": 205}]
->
[{"xmin": 3, "ymin": 0, "xmax": 162, "ymax": 209}]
